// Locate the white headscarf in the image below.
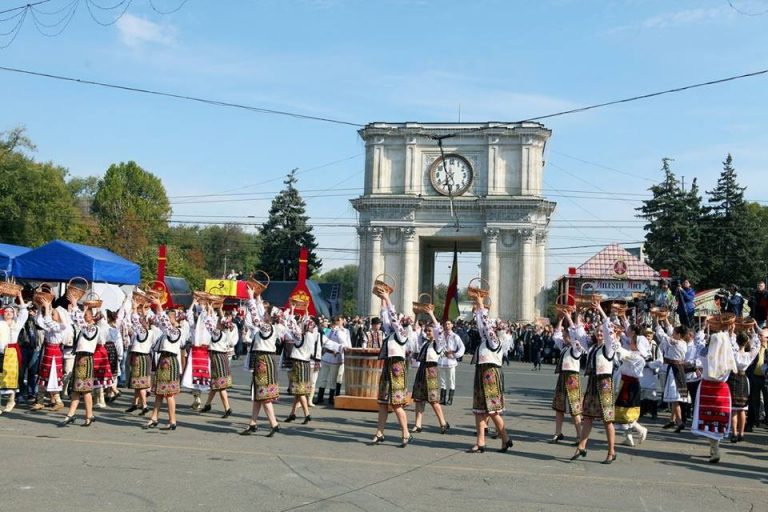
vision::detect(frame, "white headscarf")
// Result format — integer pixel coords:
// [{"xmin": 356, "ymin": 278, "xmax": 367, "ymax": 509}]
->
[{"xmin": 706, "ymin": 331, "xmax": 737, "ymax": 380}]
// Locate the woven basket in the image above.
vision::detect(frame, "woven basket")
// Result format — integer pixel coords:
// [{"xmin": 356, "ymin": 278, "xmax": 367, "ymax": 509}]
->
[
  {"xmin": 735, "ymin": 317, "xmax": 756, "ymax": 332},
  {"xmin": 33, "ymin": 283, "xmax": 55, "ymax": 307},
  {"xmin": 193, "ymin": 291, "xmax": 211, "ymax": 305},
  {"xmin": 82, "ymin": 291, "xmax": 103, "ymax": 310},
  {"xmin": 412, "ymin": 293, "xmax": 434, "ymax": 315},
  {"xmin": 372, "ymin": 273, "xmax": 396, "ymax": 296},
  {"xmin": 467, "ymin": 277, "xmax": 490, "ymax": 300},
  {"xmin": 132, "ymin": 288, "xmax": 149, "ymax": 305},
  {"xmin": 0, "ymin": 271, "xmax": 22, "ymax": 297},
  {"xmin": 246, "ymin": 270, "xmax": 270, "ymax": 295},
  {"xmin": 554, "ymin": 293, "xmax": 575, "ymax": 315},
  {"xmin": 290, "ymin": 296, "xmax": 309, "ymax": 310},
  {"xmin": 611, "ymin": 302, "xmax": 628, "ymax": 315},
  {"xmin": 707, "ymin": 313, "xmax": 736, "ymax": 332},
  {"xmin": 65, "ymin": 276, "xmax": 88, "ymax": 302},
  {"xmin": 650, "ymin": 306, "xmax": 670, "ymax": 321}
]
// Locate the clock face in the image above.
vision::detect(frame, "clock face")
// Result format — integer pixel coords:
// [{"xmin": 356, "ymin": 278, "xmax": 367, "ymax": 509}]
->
[{"xmin": 429, "ymin": 154, "xmax": 474, "ymax": 196}]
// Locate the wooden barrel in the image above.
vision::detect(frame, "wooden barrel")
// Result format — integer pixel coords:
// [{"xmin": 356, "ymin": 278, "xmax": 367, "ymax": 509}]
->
[{"xmin": 343, "ymin": 348, "xmax": 382, "ymax": 398}]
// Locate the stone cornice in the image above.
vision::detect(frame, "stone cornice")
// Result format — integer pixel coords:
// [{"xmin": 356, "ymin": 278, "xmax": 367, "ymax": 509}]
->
[
  {"xmin": 351, "ymin": 195, "xmax": 556, "ymax": 212},
  {"xmin": 359, "ymin": 122, "xmax": 551, "ymax": 142}
]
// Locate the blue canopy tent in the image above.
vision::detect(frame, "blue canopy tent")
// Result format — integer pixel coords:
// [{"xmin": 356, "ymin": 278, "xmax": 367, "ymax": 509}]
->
[
  {"xmin": 12, "ymin": 240, "xmax": 141, "ymax": 285},
  {"xmin": 0, "ymin": 242, "xmax": 31, "ymax": 274}
]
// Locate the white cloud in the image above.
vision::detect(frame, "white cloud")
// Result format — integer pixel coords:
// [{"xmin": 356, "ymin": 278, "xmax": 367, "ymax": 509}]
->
[
  {"xmin": 641, "ymin": 7, "xmax": 732, "ymax": 29},
  {"xmin": 116, "ymin": 14, "xmax": 177, "ymax": 48}
]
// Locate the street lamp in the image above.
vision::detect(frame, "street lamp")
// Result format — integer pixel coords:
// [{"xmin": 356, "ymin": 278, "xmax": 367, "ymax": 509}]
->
[{"xmin": 280, "ymin": 258, "xmax": 293, "ymax": 280}]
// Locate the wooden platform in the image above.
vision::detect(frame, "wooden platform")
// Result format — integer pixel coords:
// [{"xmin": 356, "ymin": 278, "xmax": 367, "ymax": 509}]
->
[{"xmin": 334, "ymin": 394, "xmax": 412, "ymax": 412}]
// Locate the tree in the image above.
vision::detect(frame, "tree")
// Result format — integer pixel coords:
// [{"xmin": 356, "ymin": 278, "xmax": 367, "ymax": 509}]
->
[
  {"xmin": 91, "ymin": 161, "xmax": 171, "ymax": 260},
  {"xmin": 135, "ymin": 244, "xmax": 208, "ymax": 291},
  {"xmin": 316, "ymin": 264, "xmax": 358, "ymax": 316},
  {"xmin": 636, "ymin": 158, "xmax": 702, "ymax": 283},
  {"xmin": 699, "ymin": 154, "xmax": 757, "ymax": 289},
  {"xmin": 258, "ymin": 169, "xmax": 321, "ymax": 280},
  {"xmin": 0, "ymin": 127, "xmax": 86, "ymax": 246},
  {"xmin": 198, "ymin": 224, "xmax": 261, "ymax": 278}
]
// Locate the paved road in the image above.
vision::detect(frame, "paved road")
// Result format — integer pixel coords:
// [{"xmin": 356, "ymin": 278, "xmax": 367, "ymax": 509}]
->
[{"xmin": 1, "ymin": 361, "xmax": 766, "ymax": 511}]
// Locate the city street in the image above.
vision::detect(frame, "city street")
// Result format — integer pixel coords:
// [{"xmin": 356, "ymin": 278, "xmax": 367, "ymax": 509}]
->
[{"xmin": 1, "ymin": 361, "xmax": 766, "ymax": 511}]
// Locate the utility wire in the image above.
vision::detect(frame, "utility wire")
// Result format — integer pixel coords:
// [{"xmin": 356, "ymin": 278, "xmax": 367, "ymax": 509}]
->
[{"xmin": 0, "ymin": 0, "xmax": 52, "ymax": 15}]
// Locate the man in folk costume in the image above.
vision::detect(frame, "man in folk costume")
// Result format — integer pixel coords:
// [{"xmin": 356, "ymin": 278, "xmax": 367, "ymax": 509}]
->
[
  {"xmin": 31, "ymin": 298, "xmax": 67, "ymax": 411},
  {"xmin": 655, "ymin": 319, "xmax": 689, "ymax": 431},
  {"xmin": 315, "ymin": 315, "xmax": 350, "ymax": 405},
  {"xmin": 306, "ymin": 316, "xmax": 323, "ymax": 409},
  {"xmin": 240, "ymin": 287, "xmax": 280, "ymax": 436},
  {"xmin": 681, "ymin": 328, "xmax": 706, "ymax": 428},
  {"xmin": 438, "ymin": 320, "xmax": 465, "ymax": 406},
  {"xmin": 180, "ymin": 300, "xmax": 211, "ymax": 410},
  {"xmin": 691, "ymin": 331, "xmax": 738, "ymax": 463},
  {"xmin": 639, "ymin": 327, "xmax": 662, "ymax": 420},
  {"xmin": 0, "ymin": 290, "xmax": 29, "ymax": 414},
  {"xmin": 52, "ymin": 297, "xmax": 75, "ymax": 399},
  {"xmin": 366, "ymin": 317, "xmax": 384, "ymax": 350},
  {"xmin": 549, "ymin": 312, "xmax": 586, "ymax": 444}
]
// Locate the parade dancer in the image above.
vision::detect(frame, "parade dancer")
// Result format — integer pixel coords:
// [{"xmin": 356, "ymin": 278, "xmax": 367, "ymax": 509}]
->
[
  {"xmin": 240, "ymin": 287, "xmax": 280, "ymax": 436},
  {"xmin": 181, "ymin": 300, "xmax": 211, "ymax": 410},
  {"xmin": 656, "ymin": 319, "xmax": 690, "ymax": 432},
  {"xmin": 411, "ymin": 309, "xmax": 450, "ymax": 434},
  {"xmin": 59, "ymin": 301, "xmax": 102, "ymax": 427},
  {"xmin": 30, "ymin": 299, "xmax": 66, "ymax": 411},
  {"xmin": 467, "ymin": 294, "xmax": 513, "ymax": 454},
  {"xmin": 103, "ymin": 309, "xmax": 124, "ymax": 403},
  {"xmin": 370, "ymin": 288, "xmax": 412, "ymax": 447},
  {"xmin": 315, "ymin": 315, "xmax": 350, "ymax": 405},
  {"xmin": 728, "ymin": 329, "xmax": 759, "ymax": 442},
  {"xmin": 143, "ymin": 299, "xmax": 182, "ymax": 431},
  {"xmin": 92, "ymin": 313, "xmax": 114, "ymax": 409},
  {"xmin": 199, "ymin": 304, "xmax": 233, "ymax": 418},
  {"xmin": 691, "ymin": 331, "xmax": 737, "ymax": 463},
  {"xmin": 438, "ymin": 320, "xmax": 465, "ymax": 406},
  {"xmin": 549, "ymin": 312, "xmax": 586, "ymax": 444},
  {"xmin": 572, "ymin": 300, "xmax": 617, "ymax": 464},
  {"xmin": 126, "ymin": 302, "xmax": 154, "ymax": 415},
  {"xmin": 284, "ymin": 312, "xmax": 316, "ymax": 424},
  {"xmin": 614, "ymin": 335, "xmax": 650, "ymax": 447},
  {"xmin": 639, "ymin": 327, "xmax": 662, "ymax": 420},
  {"xmin": 0, "ymin": 291, "xmax": 28, "ymax": 413}
]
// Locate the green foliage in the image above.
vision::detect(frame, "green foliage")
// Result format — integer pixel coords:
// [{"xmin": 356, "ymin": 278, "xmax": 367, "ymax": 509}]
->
[
  {"xmin": 91, "ymin": 161, "xmax": 171, "ymax": 260},
  {"xmin": 135, "ymin": 244, "xmax": 208, "ymax": 291},
  {"xmin": 636, "ymin": 158, "xmax": 702, "ymax": 283},
  {"xmin": 259, "ymin": 169, "xmax": 321, "ymax": 280},
  {"xmin": 316, "ymin": 264, "xmax": 358, "ymax": 316}
]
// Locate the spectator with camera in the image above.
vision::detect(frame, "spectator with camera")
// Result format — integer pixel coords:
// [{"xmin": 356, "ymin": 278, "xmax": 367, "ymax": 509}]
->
[{"xmin": 674, "ymin": 279, "xmax": 695, "ymax": 328}]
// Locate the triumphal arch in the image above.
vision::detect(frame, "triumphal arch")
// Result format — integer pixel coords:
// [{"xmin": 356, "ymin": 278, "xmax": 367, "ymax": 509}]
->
[{"xmin": 351, "ymin": 122, "xmax": 555, "ymax": 321}]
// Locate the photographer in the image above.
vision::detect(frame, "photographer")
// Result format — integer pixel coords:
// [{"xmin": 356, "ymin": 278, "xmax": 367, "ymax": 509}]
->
[
  {"xmin": 721, "ymin": 284, "xmax": 745, "ymax": 317},
  {"xmin": 674, "ymin": 278, "xmax": 695, "ymax": 328},
  {"xmin": 749, "ymin": 281, "xmax": 768, "ymax": 328}
]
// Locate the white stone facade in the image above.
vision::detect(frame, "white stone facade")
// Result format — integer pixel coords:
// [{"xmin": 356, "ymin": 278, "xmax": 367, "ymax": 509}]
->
[{"xmin": 351, "ymin": 122, "xmax": 555, "ymax": 322}]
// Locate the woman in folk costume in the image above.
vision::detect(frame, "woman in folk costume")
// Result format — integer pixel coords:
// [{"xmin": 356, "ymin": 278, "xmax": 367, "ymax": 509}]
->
[
  {"xmin": 284, "ymin": 313, "xmax": 317, "ymax": 424},
  {"xmin": 467, "ymin": 294, "xmax": 514, "ymax": 454},
  {"xmin": 655, "ymin": 318, "xmax": 690, "ymax": 432},
  {"xmin": 369, "ymin": 288, "xmax": 412, "ymax": 447},
  {"xmin": 240, "ymin": 287, "xmax": 280, "ymax": 436},
  {"xmin": 181, "ymin": 300, "xmax": 211, "ymax": 410},
  {"xmin": 199, "ymin": 303, "xmax": 233, "ymax": 418},
  {"xmin": 92, "ymin": 312, "xmax": 114, "ymax": 409},
  {"xmin": 691, "ymin": 330, "xmax": 738, "ymax": 463},
  {"xmin": 728, "ymin": 328, "xmax": 759, "ymax": 443},
  {"xmin": 410, "ymin": 309, "xmax": 450, "ymax": 435},
  {"xmin": 125, "ymin": 301, "xmax": 155, "ymax": 415},
  {"xmin": 59, "ymin": 301, "xmax": 104, "ymax": 427},
  {"xmin": 614, "ymin": 333, "xmax": 650, "ymax": 447},
  {"xmin": 639, "ymin": 326, "xmax": 662, "ymax": 420},
  {"xmin": 572, "ymin": 300, "xmax": 618, "ymax": 464},
  {"xmin": 143, "ymin": 298, "xmax": 183, "ymax": 430},
  {"xmin": 30, "ymin": 298, "xmax": 66, "ymax": 411},
  {"xmin": 549, "ymin": 311, "xmax": 587, "ymax": 444},
  {"xmin": 307, "ymin": 318, "xmax": 323, "ymax": 409},
  {"xmin": 0, "ymin": 290, "xmax": 28, "ymax": 414}
]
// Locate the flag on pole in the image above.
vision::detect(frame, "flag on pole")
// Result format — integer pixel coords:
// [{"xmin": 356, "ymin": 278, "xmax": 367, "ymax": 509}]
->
[{"xmin": 442, "ymin": 243, "xmax": 460, "ymax": 323}]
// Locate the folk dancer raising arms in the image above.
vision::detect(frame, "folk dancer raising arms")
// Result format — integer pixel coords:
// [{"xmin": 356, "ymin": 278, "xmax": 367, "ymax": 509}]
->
[
  {"xmin": 103, "ymin": 308, "xmax": 125, "ymax": 403},
  {"xmin": 200, "ymin": 303, "xmax": 234, "ymax": 418},
  {"xmin": 438, "ymin": 319, "xmax": 465, "ymax": 406},
  {"xmin": 240, "ymin": 286, "xmax": 280, "ymax": 436},
  {"xmin": 728, "ymin": 329, "xmax": 759, "ymax": 442},
  {"xmin": 126, "ymin": 301, "xmax": 154, "ymax": 416},
  {"xmin": 284, "ymin": 312, "xmax": 317, "ymax": 424},
  {"xmin": 639, "ymin": 327, "xmax": 662, "ymax": 420},
  {"xmin": 549, "ymin": 311, "xmax": 586, "ymax": 444},
  {"xmin": 370, "ymin": 288, "xmax": 412, "ymax": 447},
  {"xmin": 572, "ymin": 300, "xmax": 618, "ymax": 464},
  {"xmin": 467, "ymin": 293, "xmax": 514, "ymax": 454},
  {"xmin": 691, "ymin": 330, "xmax": 737, "ymax": 464},
  {"xmin": 316, "ymin": 315, "xmax": 350, "ymax": 405},
  {"xmin": 30, "ymin": 298, "xmax": 66, "ymax": 411},
  {"xmin": 91, "ymin": 311, "xmax": 114, "ymax": 410},
  {"xmin": 614, "ymin": 333, "xmax": 650, "ymax": 447},
  {"xmin": 0, "ymin": 291, "xmax": 28, "ymax": 413},
  {"xmin": 181, "ymin": 300, "xmax": 211, "ymax": 410},
  {"xmin": 306, "ymin": 318, "xmax": 323, "ymax": 409},
  {"xmin": 59, "ymin": 300, "xmax": 102, "ymax": 427},
  {"xmin": 411, "ymin": 308, "xmax": 450, "ymax": 434},
  {"xmin": 656, "ymin": 319, "xmax": 690, "ymax": 432},
  {"xmin": 143, "ymin": 298, "xmax": 183, "ymax": 431}
]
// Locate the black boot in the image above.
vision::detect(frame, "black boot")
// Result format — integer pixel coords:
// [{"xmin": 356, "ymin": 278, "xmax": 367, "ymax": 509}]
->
[
  {"xmin": 314, "ymin": 388, "xmax": 325, "ymax": 405},
  {"xmin": 447, "ymin": 390, "xmax": 454, "ymax": 406},
  {"xmin": 335, "ymin": 383, "xmax": 342, "ymax": 398},
  {"xmin": 328, "ymin": 390, "xmax": 335, "ymax": 405},
  {"xmin": 439, "ymin": 389, "xmax": 447, "ymax": 405},
  {"xmin": 650, "ymin": 400, "xmax": 658, "ymax": 420}
]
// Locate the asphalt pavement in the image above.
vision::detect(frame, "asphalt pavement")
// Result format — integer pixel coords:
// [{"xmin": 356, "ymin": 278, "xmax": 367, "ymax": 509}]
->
[{"xmin": 1, "ymin": 360, "xmax": 766, "ymax": 511}]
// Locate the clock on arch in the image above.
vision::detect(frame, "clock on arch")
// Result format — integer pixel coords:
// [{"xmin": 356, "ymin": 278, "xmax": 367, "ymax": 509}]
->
[{"xmin": 429, "ymin": 153, "xmax": 474, "ymax": 196}]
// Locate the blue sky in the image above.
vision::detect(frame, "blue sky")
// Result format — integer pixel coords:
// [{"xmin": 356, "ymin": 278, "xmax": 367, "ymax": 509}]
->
[{"xmin": 2, "ymin": 0, "xmax": 768, "ymax": 287}]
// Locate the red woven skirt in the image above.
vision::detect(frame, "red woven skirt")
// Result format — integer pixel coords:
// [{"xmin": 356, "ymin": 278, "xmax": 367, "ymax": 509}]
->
[
  {"xmin": 38, "ymin": 343, "xmax": 64, "ymax": 391},
  {"xmin": 189, "ymin": 346, "xmax": 211, "ymax": 386},
  {"xmin": 692, "ymin": 379, "xmax": 732, "ymax": 440},
  {"xmin": 92, "ymin": 344, "xmax": 113, "ymax": 388}
]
